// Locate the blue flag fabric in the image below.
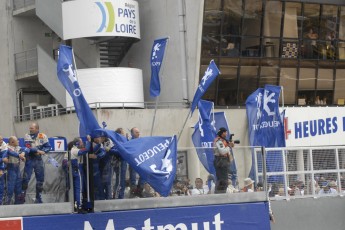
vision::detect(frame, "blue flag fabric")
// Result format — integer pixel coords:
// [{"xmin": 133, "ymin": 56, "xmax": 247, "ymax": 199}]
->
[
  {"xmin": 191, "ymin": 102, "xmax": 238, "ymax": 185},
  {"xmin": 94, "ymin": 129, "xmax": 177, "ymax": 197},
  {"xmin": 245, "ymin": 85, "xmax": 285, "ymax": 182},
  {"xmin": 192, "ymin": 100, "xmax": 216, "ymax": 176},
  {"xmin": 57, "ymin": 45, "xmax": 101, "ymax": 136},
  {"xmin": 57, "ymin": 45, "xmax": 177, "ymax": 196},
  {"xmin": 190, "ymin": 60, "xmax": 220, "ymax": 115},
  {"xmin": 150, "ymin": 38, "xmax": 168, "ymax": 97}
]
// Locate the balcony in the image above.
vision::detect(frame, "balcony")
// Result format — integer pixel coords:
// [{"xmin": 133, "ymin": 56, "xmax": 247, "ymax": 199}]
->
[
  {"xmin": 13, "ymin": 0, "xmax": 35, "ymax": 16},
  {"xmin": 14, "ymin": 48, "xmax": 38, "ymax": 80}
]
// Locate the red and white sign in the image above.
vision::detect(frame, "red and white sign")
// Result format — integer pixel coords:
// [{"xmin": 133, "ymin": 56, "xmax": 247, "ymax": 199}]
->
[{"xmin": 284, "ymin": 107, "xmax": 345, "ymax": 147}]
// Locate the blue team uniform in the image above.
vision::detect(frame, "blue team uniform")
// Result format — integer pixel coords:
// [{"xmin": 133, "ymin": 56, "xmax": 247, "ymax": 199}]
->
[{"xmin": 22, "ymin": 132, "xmax": 51, "ymax": 203}]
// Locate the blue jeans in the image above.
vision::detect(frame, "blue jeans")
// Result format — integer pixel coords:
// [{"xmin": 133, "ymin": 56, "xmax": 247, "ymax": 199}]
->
[
  {"xmin": 23, "ymin": 156, "xmax": 44, "ymax": 203},
  {"xmin": 7, "ymin": 164, "xmax": 23, "ymax": 204}
]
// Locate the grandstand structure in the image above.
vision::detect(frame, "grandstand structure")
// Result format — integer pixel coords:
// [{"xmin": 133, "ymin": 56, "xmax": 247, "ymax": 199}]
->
[{"xmin": 1, "ymin": 0, "xmax": 345, "ymax": 229}]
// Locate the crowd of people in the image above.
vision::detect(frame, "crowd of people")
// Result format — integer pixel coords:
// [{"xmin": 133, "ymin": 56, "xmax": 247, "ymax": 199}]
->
[
  {"xmin": 0, "ymin": 122, "xmax": 51, "ymax": 205},
  {"xmin": 0, "ymin": 122, "xmax": 276, "ymax": 220}
]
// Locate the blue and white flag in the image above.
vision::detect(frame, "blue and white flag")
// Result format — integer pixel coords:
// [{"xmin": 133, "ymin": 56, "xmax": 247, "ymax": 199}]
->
[
  {"xmin": 93, "ymin": 129, "xmax": 177, "ymax": 197},
  {"xmin": 57, "ymin": 45, "xmax": 101, "ymax": 136},
  {"xmin": 150, "ymin": 37, "xmax": 169, "ymax": 97},
  {"xmin": 245, "ymin": 85, "xmax": 285, "ymax": 182},
  {"xmin": 190, "ymin": 60, "xmax": 220, "ymax": 115},
  {"xmin": 58, "ymin": 44, "xmax": 177, "ymax": 197},
  {"xmin": 192, "ymin": 100, "xmax": 216, "ymax": 176}
]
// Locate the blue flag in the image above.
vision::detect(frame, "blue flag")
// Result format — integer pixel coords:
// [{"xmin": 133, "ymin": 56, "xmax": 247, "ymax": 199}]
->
[
  {"xmin": 190, "ymin": 60, "xmax": 220, "ymax": 115},
  {"xmin": 57, "ymin": 44, "xmax": 177, "ymax": 197},
  {"xmin": 150, "ymin": 38, "xmax": 168, "ymax": 97},
  {"xmin": 192, "ymin": 100, "xmax": 216, "ymax": 176},
  {"xmin": 245, "ymin": 85, "xmax": 285, "ymax": 182},
  {"xmin": 57, "ymin": 45, "xmax": 101, "ymax": 136},
  {"xmin": 94, "ymin": 129, "xmax": 177, "ymax": 197}
]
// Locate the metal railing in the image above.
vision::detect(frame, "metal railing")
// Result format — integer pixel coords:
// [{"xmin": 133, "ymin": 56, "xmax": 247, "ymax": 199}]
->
[
  {"xmin": 14, "ymin": 48, "xmax": 38, "ymax": 76},
  {"xmin": 14, "ymin": 101, "xmax": 190, "ymax": 122},
  {"xmin": 254, "ymin": 146, "xmax": 345, "ymax": 200},
  {"xmin": 13, "ymin": 0, "xmax": 35, "ymax": 11}
]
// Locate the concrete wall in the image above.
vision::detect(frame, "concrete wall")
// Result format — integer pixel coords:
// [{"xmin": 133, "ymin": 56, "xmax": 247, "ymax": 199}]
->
[
  {"xmin": 13, "ymin": 107, "xmax": 250, "ymax": 185},
  {"xmin": 271, "ymin": 196, "xmax": 345, "ymax": 230},
  {"xmin": 120, "ymin": 0, "xmax": 204, "ymax": 103},
  {"xmin": 0, "ymin": 0, "xmax": 17, "ymax": 136}
]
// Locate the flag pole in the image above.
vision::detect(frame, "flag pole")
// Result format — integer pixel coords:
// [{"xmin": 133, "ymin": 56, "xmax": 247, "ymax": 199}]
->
[
  {"xmin": 177, "ymin": 109, "xmax": 191, "ymax": 142},
  {"xmin": 150, "ymin": 38, "xmax": 170, "ymax": 136}
]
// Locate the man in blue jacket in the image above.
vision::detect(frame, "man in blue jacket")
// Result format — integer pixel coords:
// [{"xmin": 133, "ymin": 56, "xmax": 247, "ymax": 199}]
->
[
  {"xmin": 3, "ymin": 136, "xmax": 28, "ymax": 204},
  {"xmin": 22, "ymin": 122, "xmax": 51, "ymax": 203}
]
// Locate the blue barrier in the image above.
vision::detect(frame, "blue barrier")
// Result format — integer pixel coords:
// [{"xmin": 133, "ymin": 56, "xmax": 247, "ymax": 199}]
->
[{"xmin": 0, "ymin": 201, "xmax": 270, "ymax": 230}]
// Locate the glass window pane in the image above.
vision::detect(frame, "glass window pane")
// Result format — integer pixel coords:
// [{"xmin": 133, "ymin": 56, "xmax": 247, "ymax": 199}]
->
[
  {"xmin": 340, "ymin": 7, "xmax": 345, "ymax": 41},
  {"xmin": 284, "ymin": 3, "xmax": 301, "ymax": 39},
  {"xmin": 263, "ymin": 38, "xmax": 279, "ymax": 58},
  {"xmin": 263, "ymin": 1, "xmax": 282, "ymax": 37},
  {"xmin": 238, "ymin": 66, "xmax": 258, "ymax": 104},
  {"xmin": 299, "ymin": 68, "xmax": 316, "ymax": 90},
  {"xmin": 334, "ymin": 69, "xmax": 345, "ymax": 104},
  {"xmin": 223, "ymin": 0, "xmax": 242, "ymax": 36},
  {"xmin": 317, "ymin": 69, "xmax": 333, "ymax": 90},
  {"xmin": 241, "ymin": 37, "xmax": 261, "ymax": 57},
  {"xmin": 320, "ymin": 5, "xmax": 337, "ymax": 41},
  {"xmin": 280, "ymin": 68, "xmax": 297, "ymax": 105},
  {"xmin": 260, "ymin": 66, "xmax": 278, "ymax": 87},
  {"xmin": 217, "ymin": 66, "xmax": 238, "ymax": 105},
  {"xmin": 243, "ymin": 0, "xmax": 263, "ymax": 36},
  {"xmin": 205, "ymin": 0, "xmax": 221, "ymax": 11}
]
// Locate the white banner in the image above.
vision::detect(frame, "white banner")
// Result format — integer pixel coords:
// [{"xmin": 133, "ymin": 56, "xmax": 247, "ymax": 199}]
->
[
  {"xmin": 62, "ymin": 0, "xmax": 140, "ymax": 40},
  {"xmin": 284, "ymin": 107, "xmax": 345, "ymax": 147}
]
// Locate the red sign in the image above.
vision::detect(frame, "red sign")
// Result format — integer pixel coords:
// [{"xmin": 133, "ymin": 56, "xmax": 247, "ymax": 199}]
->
[{"xmin": 0, "ymin": 218, "xmax": 22, "ymax": 230}]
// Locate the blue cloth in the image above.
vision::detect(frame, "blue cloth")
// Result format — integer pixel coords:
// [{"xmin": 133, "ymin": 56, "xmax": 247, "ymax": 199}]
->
[
  {"xmin": 150, "ymin": 37, "xmax": 169, "ymax": 97},
  {"xmin": 192, "ymin": 100, "xmax": 216, "ymax": 176},
  {"xmin": 57, "ymin": 44, "xmax": 101, "ymax": 137},
  {"xmin": 57, "ymin": 45, "xmax": 177, "ymax": 197},
  {"xmin": 190, "ymin": 60, "xmax": 220, "ymax": 115},
  {"xmin": 245, "ymin": 85, "xmax": 285, "ymax": 182}
]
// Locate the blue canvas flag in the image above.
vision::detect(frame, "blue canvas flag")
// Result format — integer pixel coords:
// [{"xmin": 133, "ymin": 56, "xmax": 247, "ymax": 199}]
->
[
  {"xmin": 57, "ymin": 45, "xmax": 101, "ymax": 136},
  {"xmin": 150, "ymin": 37, "xmax": 169, "ymax": 97},
  {"xmin": 245, "ymin": 85, "xmax": 285, "ymax": 182},
  {"xmin": 93, "ymin": 129, "xmax": 177, "ymax": 197},
  {"xmin": 192, "ymin": 100, "xmax": 216, "ymax": 176},
  {"xmin": 190, "ymin": 60, "xmax": 220, "ymax": 115}
]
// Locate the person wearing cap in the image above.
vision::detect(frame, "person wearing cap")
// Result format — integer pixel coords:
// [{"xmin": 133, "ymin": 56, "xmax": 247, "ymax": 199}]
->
[
  {"xmin": 213, "ymin": 127, "xmax": 234, "ymax": 193},
  {"xmin": 318, "ymin": 181, "xmax": 337, "ymax": 195},
  {"xmin": 242, "ymin": 178, "xmax": 255, "ymax": 192}
]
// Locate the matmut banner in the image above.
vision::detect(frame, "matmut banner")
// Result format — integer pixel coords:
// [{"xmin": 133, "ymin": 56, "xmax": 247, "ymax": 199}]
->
[
  {"xmin": 1, "ymin": 202, "xmax": 270, "ymax": 230},
  {"xmin": 284, "ymin": 107, "xmax": 345, "ymax": 147}
]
